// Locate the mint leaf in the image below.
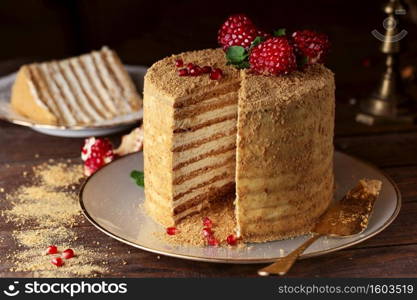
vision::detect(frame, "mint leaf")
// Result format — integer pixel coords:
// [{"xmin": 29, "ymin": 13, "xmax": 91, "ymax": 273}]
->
[
  {"xmin": 130, "ymin": 170, "xmax": 144, "ymax": 187},
  {"xmin": 273, "ymin": 28, "xmax": 286, "ymax": 37},
  {"xmin": 226, "ymin": 46, "xmax": 248, "ymax": 64},
  {"xmin": 249, "ymin": 36, "xmax": 266, "ymax": 50}
]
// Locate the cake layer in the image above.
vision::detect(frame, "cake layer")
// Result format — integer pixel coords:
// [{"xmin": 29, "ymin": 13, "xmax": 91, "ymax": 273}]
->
[
  {"xmin": 11, "ymin": 47, "xmax": 141, "ymax": 126},
  {"xmin": 235, "ymin": 65, "xmax": 335, "ymax": 242},
  {"xmin": 143, "ymin": 48, "xmax": 240, "ymax": 226}
]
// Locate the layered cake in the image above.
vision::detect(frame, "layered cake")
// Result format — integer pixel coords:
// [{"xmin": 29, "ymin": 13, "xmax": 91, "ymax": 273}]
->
[
  {"xmin": 11, "ymin": 47, "xmax": 141, "ymax": 126},
  {"xmin": 144, "ymin": 14, "xmax": 335, "ymax": 243}
]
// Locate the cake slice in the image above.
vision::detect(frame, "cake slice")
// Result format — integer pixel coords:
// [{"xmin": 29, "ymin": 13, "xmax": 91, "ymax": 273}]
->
[
  {"xmin": 11, "ymin": 46, "xmax": 142, "ymax": 126},
  {"xmin": 235, "ymin": 66, "xmax": 335, "ymax": 242},
  {"xmin": 143, "ymin": 49, "xmax": 240, "ymax": 226}
]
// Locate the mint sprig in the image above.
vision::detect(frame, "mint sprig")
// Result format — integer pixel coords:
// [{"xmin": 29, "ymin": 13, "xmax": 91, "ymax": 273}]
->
[
  {"xmin": 226, "ymin": 46, "xmax": 248, "ymax": 68},
  {"xmin": 130, "ymin": 170, "xmax": 144, "ymax": 187},
  {"xmin": 226, "ymin": 36, "xmax": 266, "ymax": 70}
]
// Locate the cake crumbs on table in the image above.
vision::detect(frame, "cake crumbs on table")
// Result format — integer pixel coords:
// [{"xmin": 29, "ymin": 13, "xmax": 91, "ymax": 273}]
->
[
  {"xmin": 155, "ymin": 199, "xmax": 244, "ymax": 247},
  {"xmin": 33, "ymin": 162, "xmax": 84, "ymax": 188},
  {"xmin": 1, "ymin": 160, "xmax": 110, "ymax": 277}
]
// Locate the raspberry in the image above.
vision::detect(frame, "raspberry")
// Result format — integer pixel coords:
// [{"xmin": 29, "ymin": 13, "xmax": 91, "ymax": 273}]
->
[
  {"xmin": 81, "ymin": 137, "xmax": 114, "ymax": 176},
  {"xmin": 249, "ymin": 37, "xmax": 297, "ymax": 75},
  {"xmin": 291, "ymin": 30, "xmax": 330, "ymax": 65},
  {"xmin": 217, "ymin": 14, "xmax": 268, "ymax": 50}
]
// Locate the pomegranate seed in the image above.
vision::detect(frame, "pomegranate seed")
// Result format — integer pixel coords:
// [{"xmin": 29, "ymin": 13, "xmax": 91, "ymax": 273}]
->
[
  {"xmin": 62, "ymin": 248, "xmax": 75, "ymax": 259},
  {"xmin": 207, "ymin": 236, "xmax": 219, "ymax": 246},
  {"xmin": 166, "ymin": 227, "xmax": 178, "ymax": 235},
  {"xmin": 226, "ymin": 234, "xmax": 238, "ymax": 246},
  {"xmin": 46, "ymin": 245, "xmax": 58, "ymax": 255},
  {"xmin": 202, "ymin": 227, "xmax": 213, "ymax": 238},
  {"xmin": 203, "ymin": 217, "xmax": 213, "ymax": 228},
  {"xmin": 189, "ymin": 66, "xmax": 202, "ymax": 76},
  {"xmin": 202, "ymin": 66, "xmax": 212, "ymax": 74},
  {"xmin": 51, "ymin": 257, "xmax": 64, "ymax": 267},
  {"xmin": 175, "ymin": 59, "xmax": 184, "ymax": 67},
  {"xmin": 178, "ymin": 68, "xmax": 189, "ymax": 76},
  {"xmin": 186, "ymin": 63, "xmax": 195, "ymax": 69},
  {"xmin": 209, "ymin": 68, "xmax": 223, "ymax": 80}
]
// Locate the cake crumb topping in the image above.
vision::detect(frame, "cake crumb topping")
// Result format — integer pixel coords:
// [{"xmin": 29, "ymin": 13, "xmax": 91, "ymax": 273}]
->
[{"xmin": 155, "ymin": 199, "xmax": 243, "ymax": 247}]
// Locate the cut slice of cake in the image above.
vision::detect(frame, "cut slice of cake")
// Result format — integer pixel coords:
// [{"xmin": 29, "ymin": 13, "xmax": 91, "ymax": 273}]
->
[
  {"xmin": 11, "ymin": 46, "xmax": 142, "ymax": 126},
  {"xmin": 235, "ymin": 66, "xmax": 335, "ymax": 242},
  {"xmin": 143, "ymin": 49, "xmax": 240, "ymax": 226},
  {"xmin": 143, "ymin": 48, "xmax": 335, "ymax": 242}
]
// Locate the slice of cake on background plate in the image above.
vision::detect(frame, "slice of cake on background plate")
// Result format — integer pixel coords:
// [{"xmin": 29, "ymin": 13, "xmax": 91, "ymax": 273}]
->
[{"xmin": 10, "ymin": 46, "xmax": 142, "ymax": 126}]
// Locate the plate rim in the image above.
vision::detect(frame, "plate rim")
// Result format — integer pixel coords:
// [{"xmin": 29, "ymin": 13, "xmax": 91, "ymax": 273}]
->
[
  {"xmin": 78, "ymin": 151, "xmax": 402, "ymax": 264},
  {"xmin": 0, "ymin": 65, "xmax": 146, "ymax": 131}
]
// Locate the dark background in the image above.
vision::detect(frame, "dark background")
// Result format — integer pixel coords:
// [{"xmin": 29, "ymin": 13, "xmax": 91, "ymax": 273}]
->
[{"xmin": 0, "ymin": 0, "xmax": 417, "ymax": 102}]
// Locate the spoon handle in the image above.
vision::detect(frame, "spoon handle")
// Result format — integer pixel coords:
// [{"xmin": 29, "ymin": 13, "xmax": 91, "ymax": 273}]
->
[{"xmin": 258, "ymin": 234, "xmax": 322, "ymax": 276}]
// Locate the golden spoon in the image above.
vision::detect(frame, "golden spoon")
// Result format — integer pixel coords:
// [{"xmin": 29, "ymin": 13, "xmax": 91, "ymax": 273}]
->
[{"xmin": 258, "ymin": 179, "xmax": 382, "ymax": 276}]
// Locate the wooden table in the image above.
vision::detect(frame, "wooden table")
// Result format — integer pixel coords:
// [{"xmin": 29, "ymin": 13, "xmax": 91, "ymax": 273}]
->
[{"xmin": 1, "ymin": 63, "xmax": 417, "ymax": 278}]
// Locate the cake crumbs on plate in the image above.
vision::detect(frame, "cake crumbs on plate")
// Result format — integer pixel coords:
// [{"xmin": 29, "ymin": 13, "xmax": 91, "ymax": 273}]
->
[
  {"xmin": 1, "ymin": 160, "xmax": 110, "ymax": 278},
  {"xmin": 155, "ymin": 199, "xmax": 244, "ymax": 247}
]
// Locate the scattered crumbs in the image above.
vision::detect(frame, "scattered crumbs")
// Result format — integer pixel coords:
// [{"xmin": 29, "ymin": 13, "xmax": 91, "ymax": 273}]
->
[
  {"xmin": 34, "ymin": 154, "xmax": 40, "ymax": 158},
  {"xmin": 11, "ymin": 246, "xmax": 109, "ymax": 278},
  {"xmin": 22, "ymin": 171, "xmax": 28, "ymax": 177},
  {"xmin": 0, "ymin": 187, "xmax": 4, "ymax": 193},
  {"xmin": 154, "ymin": 199, "xmax": 244, "ymax": 247},
  {"xmin": 156, "ymin": 255, "xmax": 160, "ymax": 260},
  {"xmin": 2, "ymin": 160, "xmax": 109, "ymax": 277},
  {"xmin": 3, "ymin": 186, "xmax": 80, "ymax": 227},
  {"xmin": 122, "ymin": 260, "xmax": 127, "ymax": 265},
  {"xmin": 13, "ymin": 227, "xmax": 77, "ymax": 248},
  {"xmin": 33, "ymin": 163, "xmax": 84, "ymax": 188}
]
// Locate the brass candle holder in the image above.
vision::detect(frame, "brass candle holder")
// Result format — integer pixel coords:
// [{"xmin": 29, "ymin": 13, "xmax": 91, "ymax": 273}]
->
[{"xmin": 357, "ymin": 0, "xmax": 416, "ymax": 125}]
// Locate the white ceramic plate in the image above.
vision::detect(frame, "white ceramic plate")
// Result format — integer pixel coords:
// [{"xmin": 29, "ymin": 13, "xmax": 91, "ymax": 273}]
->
[
  {"xmin": 0, "ymin": 65, "xmax": 147, "ymax": 138},
  {"xmin": 79, "ymin": 151, "xmax": 401, "ymax": 264}
]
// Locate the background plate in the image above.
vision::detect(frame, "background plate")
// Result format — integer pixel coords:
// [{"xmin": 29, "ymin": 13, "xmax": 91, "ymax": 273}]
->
[
  {"xmin": 80, "ymin": 151, "xmax": 401, "ymax": 264},
  {"xmin": 0, "ymin": 65, "xmax": 147, "ymax": 137}
]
